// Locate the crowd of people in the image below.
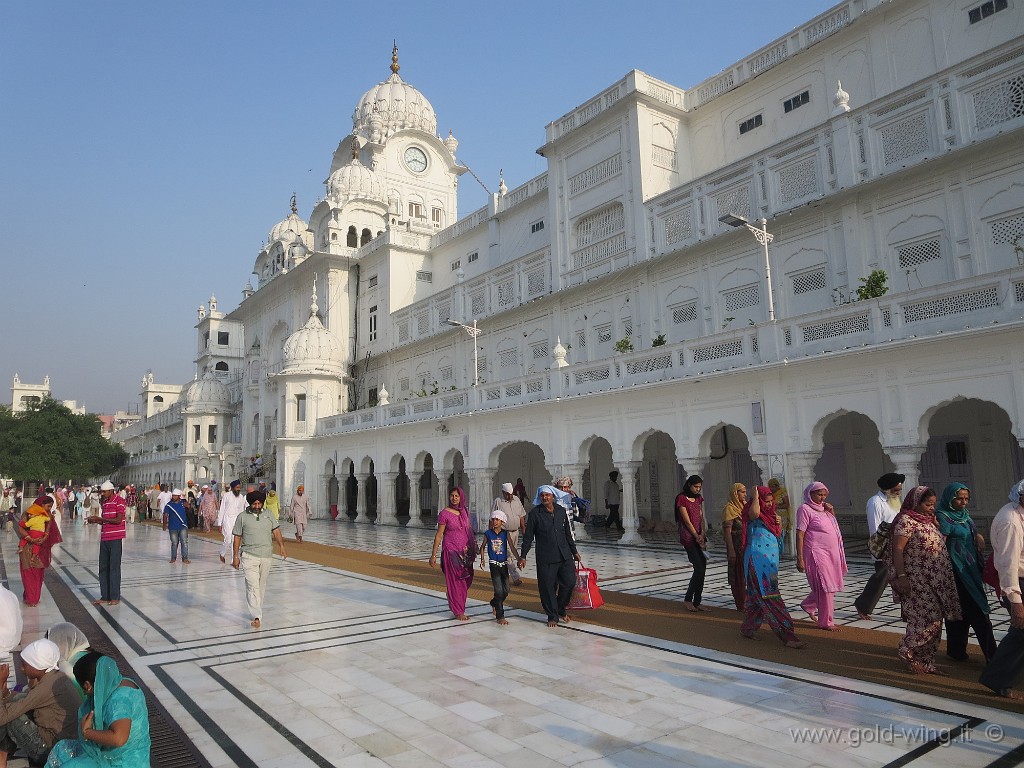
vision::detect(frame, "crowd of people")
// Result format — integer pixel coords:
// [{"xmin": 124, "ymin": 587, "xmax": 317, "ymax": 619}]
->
[{"xmin": 1, "ymin": 463, "xmax": 1022, "ymax": 768}]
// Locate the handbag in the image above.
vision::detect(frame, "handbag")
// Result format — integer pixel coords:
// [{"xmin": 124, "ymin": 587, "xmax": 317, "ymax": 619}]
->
[
  {"xmin": 867, "ymin": 521, "xmax": 892, "ymax": 559},
  {"xmin": 982, "ymin": 551, "xmax": 1004, "ymax": 600},
  {"xmin": 567, "ymin": 565, "xmax": 604, "ymax": 610}
]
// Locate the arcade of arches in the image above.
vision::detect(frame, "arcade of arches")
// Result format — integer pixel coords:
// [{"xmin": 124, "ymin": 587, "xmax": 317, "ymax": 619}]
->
[{"xmin": 309, "ymin": 397, "xmax": 1023, "ymax": 545}]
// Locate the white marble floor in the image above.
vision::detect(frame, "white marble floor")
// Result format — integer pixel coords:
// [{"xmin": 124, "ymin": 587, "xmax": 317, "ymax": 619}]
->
[{"xmin": 3, "ymin": 519, "xmax": 1022, "ymax": 768}]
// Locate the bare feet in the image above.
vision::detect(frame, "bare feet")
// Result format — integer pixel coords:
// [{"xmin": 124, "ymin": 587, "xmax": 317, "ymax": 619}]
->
[
  {"xmin": 856, "ymin": 611, "xmax": 872, "ymax": 621},
  {"xmin": 741, "ymin": 631, "xmax": 763, "ymax": 641},
  {"xmin": 169, "ymin": 559, "xmax": 176, "ymax": 563},
  {"xmin": 106, "ymin": 600, "xmax": 120, "ymax": 606},
  {"xmin": 183, "ymin": 559, "xmax": 191, "ymax": 564},
  {"xmin": 91, "ymin": 599, "xmax": 105, "ymax": 606},
  {"xmin": 803, "ymin": 609, "xmax": 818, "ymax": 623},
  {"xmin": 455, "ymin": 614, "xmax": 470, "ymax": 621},
  {"xmin": 219, "ymin": 555, "xmax": 226, "ymax": 564},
  {"xmin": 684, "ymin": 602, "xmax": 699, "ymax": 613},
  {"xmin": 511, "ymin": 580, "xmax": 523, "ymax": 587},
  {"xmin": 546, "ymin": 620, "xmax": 559, "ymax": 627},
  {"xmin": 251, "ymin": 618, "xmax": 261, "ymax": 628},
  {"xmin": 497, "ymin": 618, "xmax": 509, "ymax": 625},
  {"xmin": 821, "ymin": 625, "xmax": 840, "ymax": 632},
  {"xmin": 697, "ymin": 605, "xmax": 712, "ymax": 612},
  {"xmin": 785, "ymin": 640, "xmax": 805, "ymax": 649},
  {"xmin": 998, "ymin": 688, "xmax": 1024, "ymax": 700}
]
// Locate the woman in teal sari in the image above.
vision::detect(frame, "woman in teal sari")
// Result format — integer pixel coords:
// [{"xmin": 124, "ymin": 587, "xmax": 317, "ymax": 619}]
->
[
  {"xmin": 937, "ymin": 482, "xmax": 997, "ymax": 662},
  {"xmin": 46, "ymin": 652, "xmax": 150, "ymax": 767}
]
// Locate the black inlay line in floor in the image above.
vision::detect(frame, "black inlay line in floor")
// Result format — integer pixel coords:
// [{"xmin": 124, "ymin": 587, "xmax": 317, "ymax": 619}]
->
[
  {"xmin": 880, "ymin": 717, "xmax": 987, "ymax": 768},
  {"xmin": 984, "ymin": 739, "xmax": 1024, "ymax": 768},
  {"xmin": 150, "ymin": 665, "xmax": 260, "ymax": 768},
  {"xmin": 203, "ymin": 666, "xmax": 364, "ymax": 768},
  {"xmin": 558, "ymin": 622, "xmax": 982, "ymax": 721}
]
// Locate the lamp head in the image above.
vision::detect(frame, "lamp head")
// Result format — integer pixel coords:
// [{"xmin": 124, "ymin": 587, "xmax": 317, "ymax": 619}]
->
[{"xmin": 718, "ymin": 213, "xmax": 749, "ymax": 228}]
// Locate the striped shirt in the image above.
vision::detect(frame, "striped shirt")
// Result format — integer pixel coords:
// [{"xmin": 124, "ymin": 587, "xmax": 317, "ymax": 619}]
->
[{"xmin": 100, "ymin": 494, "xmax": 127, "ymax": 541}]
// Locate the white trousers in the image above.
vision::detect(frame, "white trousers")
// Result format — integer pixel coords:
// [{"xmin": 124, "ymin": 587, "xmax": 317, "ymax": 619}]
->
[
  {"xmin": 220, "ymin": 517, "xmax": 239, "ymax": 558},
  {"xmin": 240, "ymin": 552, "xmax": 273, "ymax": 620}
]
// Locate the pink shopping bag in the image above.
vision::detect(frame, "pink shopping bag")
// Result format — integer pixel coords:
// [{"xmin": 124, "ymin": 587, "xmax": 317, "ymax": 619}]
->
[{"xmin": 567, "ymin": 565, "xmax": 604, "ymax": 610}]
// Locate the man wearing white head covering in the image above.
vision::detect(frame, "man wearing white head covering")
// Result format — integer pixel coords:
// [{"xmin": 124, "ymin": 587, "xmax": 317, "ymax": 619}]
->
[
  {"xmin": 493, "ymin": 482, "xmax": 527, "ymax": 586},
  {"xmin": 517, "ymin": 485, "xmax": 583, "ymax": 627},
  {"xmin": 0, "ymin": 586, "xmax": 21, "ymax": 690},
  {"xmin": 980, "ymin": 479, "xmax": 1024, "ymax": 700},
  {"xmin": 0, "ymin": 638, "xmax": 81, "ymax": 765}
]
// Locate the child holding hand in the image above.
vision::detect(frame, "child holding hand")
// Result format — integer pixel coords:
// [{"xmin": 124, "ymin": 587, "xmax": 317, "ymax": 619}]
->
[{"xmin": 480, "ymin": 510, "xmax": 519, "ymax": 625}]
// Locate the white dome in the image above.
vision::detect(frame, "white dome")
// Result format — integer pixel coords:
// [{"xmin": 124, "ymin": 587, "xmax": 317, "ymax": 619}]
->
[
  {"xmin": 269, "ymin": 211, "xmax": 307, "ymax": 245},
  {"xmin": 327, "ymin": 155, "xmax": 386, "ymax": 205},
  {"xmin": 352, "ymin": 51, "xmax": 437, "ymax": 140},
  {"xmin": 281, "ymin": 286, "xmax": 345, "ymax": 375},
  {"xmin": 184, "ymin": 372, "xmax": 231, "ymax": 412}
]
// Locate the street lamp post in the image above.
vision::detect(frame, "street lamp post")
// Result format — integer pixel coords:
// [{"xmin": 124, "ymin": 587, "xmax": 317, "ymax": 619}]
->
[
  {"xmin": 446, "ymin": 319, "xmax": 482, "ymax": 386},
  {"xmin": 719, "ymin": 213, "xmax": 776, "ymax": 322}
]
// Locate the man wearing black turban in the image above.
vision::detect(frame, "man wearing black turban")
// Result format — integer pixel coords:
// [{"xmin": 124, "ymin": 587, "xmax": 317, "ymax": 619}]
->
[
  {"xmin": 853, "ymin": 472, "xmax": 905, "ymax": 620},
  {"xmin": 232, "ymin": 489, "xmax": 287, "ymax": 628}
]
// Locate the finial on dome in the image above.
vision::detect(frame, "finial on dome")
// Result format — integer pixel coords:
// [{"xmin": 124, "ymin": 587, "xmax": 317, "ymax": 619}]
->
[
  {"xmin": 290, "ymin": 193, "xmax": 297, "ymax": 215},
  {"xmin": 498, "ymin": 169, "xmax": 508, "ymax": 197},
  {"xmin": 390, "ymin": 41, "xmax": 400, "ymax": 75},
  {"xmin": 309, "ymin": 275, "xmax": 319, "ymax": 318}
]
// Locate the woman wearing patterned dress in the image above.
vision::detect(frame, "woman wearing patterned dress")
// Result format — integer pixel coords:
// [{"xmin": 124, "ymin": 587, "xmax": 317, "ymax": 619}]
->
[
  {"xmin": 722, "ymin": 483, "xmax": 748, "ymax": 611},
  {"xmin": 796, "ymin": 482, "xmax": 847, "ymax": 631},
  {"xmin": 740, "ymin": 486, "xmax": 804, "ymax": 648},
  {"xmin": 886, "ymin": 486, "xmax": 961, "ymax": 675}
]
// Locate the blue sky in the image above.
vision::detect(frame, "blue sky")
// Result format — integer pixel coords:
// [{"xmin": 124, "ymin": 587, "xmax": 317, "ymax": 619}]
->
[{"xmin": 0, "ymin": 0, "xmax": 836, "ymax": 413}]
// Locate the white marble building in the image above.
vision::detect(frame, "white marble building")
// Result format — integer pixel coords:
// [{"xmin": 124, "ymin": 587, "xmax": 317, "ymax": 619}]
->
[{"xmin": 114, "ymin": 0, "xmax": 1024, "ymax": 546}]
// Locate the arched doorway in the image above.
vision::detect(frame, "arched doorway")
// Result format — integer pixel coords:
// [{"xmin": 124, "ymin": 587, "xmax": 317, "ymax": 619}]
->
[
  {"xmin": 345, "ymin": 460, "xmax": 357, "ymax": 519},
  {"xmin": 495, "ymin": 441, "xmax": 547, "ymax": 501},
  {"xmin": 636, "ymin": 431, "xmax": 679, "ymax": 529},
  {"xmin": 396, "ymin": 456, "xmax": 411, "ymax": 521},
  {"xmin": 920, "ymin": 398, "xmax": 1024, "ymax": 533},
  {"xmin": 324, "ymin": 459, "xmax": 339, "ymax": 519},
  {"xmin": 702, "ymin": 425, "xmax": 762, "ymax": 519},
  {"xmin": 812, "ymin": 412, "xmax": 891, "ymax": 533},
  {"xmin": 580, "ymin": 436, "xmax": 614, "ymax": 509}
]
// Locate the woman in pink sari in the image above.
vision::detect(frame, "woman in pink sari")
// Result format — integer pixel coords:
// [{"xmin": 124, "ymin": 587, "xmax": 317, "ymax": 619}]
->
[
  {"xmin": 199, "ymin": 486, "xmax": 218, "ymax": 532},
  {"xmin": 429, "ymin": 487, "xmax": 476, "ymax": 620},
  {"xmin": 796, "ymin": 482, "xmax": 847, "ymax": 631}
]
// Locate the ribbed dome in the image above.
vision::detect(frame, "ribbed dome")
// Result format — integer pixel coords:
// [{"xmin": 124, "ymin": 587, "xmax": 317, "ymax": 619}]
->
[
  {"xmin": 353, "ymin": 70, "xmax": 437, "ymax": 140},
  {"xmin": 269, "ymin": 211, "xmax": 308, "ymax": 245},
  {"xmin": 327, "ymin": 156, "xmax": 386, "ymax": 205},
  {"xmin": 184, "ymin": 371, "xmax": 231, "ymax": 412},
  {"xmin": 281, "ymin": 284, "xmax": 345, "ymax": 375}
]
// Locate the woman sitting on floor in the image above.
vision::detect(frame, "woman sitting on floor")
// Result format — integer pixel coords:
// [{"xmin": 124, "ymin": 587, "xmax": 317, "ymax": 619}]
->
[{"xmin": 46, "ymin": 652, "xmax": 150, "ymax": 767}]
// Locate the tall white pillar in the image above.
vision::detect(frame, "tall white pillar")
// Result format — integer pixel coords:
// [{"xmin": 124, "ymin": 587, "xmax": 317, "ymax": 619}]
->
[
  {"xmin": 617, "ymin": 461, "xmax": 645, "ymax": 546},
  {"xmin": 353, "ymin": 472, "xmax": 369, "ymax": 523},
  {"xmin": 376, "ymin": 472, "xmax": 398, "ymax": 526}
]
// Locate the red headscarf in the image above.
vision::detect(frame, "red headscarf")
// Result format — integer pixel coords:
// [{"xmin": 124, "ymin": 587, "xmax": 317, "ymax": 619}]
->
[{"xmin": 741, "ymin": 485, "xmax": 779, "ymax": 550}]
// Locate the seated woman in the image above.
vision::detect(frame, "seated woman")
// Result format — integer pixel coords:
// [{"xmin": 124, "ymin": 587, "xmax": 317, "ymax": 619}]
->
[
  {"xmin": 46, "ymin": 652, "xmax": 150, "ymax": 767},
  {"xmin": 0, "ymin": 639, "xmax": 81, "ymax": 768},
  {"xmin": 45, "ymin": 624, "xmax": 92, "ymax": 698}
]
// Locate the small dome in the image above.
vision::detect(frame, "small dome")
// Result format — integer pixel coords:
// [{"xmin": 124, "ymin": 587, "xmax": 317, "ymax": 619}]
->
[
  {"xmin": 281, "ymin": 283, "xmax": 345, "ymax": 375},
  {"xmin": 269, "ymin": 211, "xmax": 308, "ymax": 245},
  {"xmin": 352, "ymin": 46, "xmax": 437, "ymax": 140},
  {"xmin": 183, "ymin": 371, "xmax": 232, "ymax": 412},
  {"xmin": 327, "ymin": 155, "xmax": 386, "ymax": 205}
]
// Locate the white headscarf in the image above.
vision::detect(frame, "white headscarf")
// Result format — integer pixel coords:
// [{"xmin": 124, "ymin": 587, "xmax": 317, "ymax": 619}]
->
[
  {"xmin": 0, "ymin": 586, "xmax": 22, "ymax": 654},
  {"xmin": 21, "ymin": 638, "xmax": 61, "ymax": 672}
]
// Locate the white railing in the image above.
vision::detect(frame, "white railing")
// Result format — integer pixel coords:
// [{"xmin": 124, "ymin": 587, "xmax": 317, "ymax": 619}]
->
[{"xmin": 314, "ymin": 268, "xmax": 1024, "ymax": 439}]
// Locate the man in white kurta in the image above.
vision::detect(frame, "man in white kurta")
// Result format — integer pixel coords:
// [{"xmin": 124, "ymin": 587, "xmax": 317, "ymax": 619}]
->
[{"xmin": 216, "ymin": 480, "xmax": 247, "ymax": 563}]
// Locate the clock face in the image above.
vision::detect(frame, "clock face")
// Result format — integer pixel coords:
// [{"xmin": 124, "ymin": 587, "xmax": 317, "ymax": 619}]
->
[{"xmin": 404, "ymin": 146, "xmax": 427, "ymax": 173}]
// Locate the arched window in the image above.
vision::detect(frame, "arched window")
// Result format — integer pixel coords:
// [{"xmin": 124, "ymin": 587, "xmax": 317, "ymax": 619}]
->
[
  {"xmin": 215, "ymin": 361, "xmax": 229, "ymax": 372},
  {"xmin": 347, "ymin": 226, "xmax": 358, "ymax": 247},
  {"xmin": 360, "ymin": 228, "xmax": 372, "ymax": 246},
  {"xmin": 153, "ymin": 396, "xmax": 164, "ymax": 404}
]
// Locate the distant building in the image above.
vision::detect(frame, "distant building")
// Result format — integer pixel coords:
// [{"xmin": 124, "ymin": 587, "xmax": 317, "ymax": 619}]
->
[
  {"xmin": 11, "ymin": 374, "xmax": 85, "ymax": 415},
  {"xmin": 113, "ymin": 0, "xmax": 1024, "ymax": 546}
]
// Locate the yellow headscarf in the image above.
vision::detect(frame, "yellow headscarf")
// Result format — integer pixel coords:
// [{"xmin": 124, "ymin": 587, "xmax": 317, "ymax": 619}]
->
[{"xmin": 722, "ymin": 483, "xmax": 746, "ymax": 522}]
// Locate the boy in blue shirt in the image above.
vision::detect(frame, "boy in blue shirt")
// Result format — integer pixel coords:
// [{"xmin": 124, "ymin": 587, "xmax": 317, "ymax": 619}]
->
[
  {"xmin": 479, "ymin": 510, "xmax": 519, "ymax": 625},
  {"xmin": 162, "ymin": 489, "xmax": 191, "ymax": 564}
]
